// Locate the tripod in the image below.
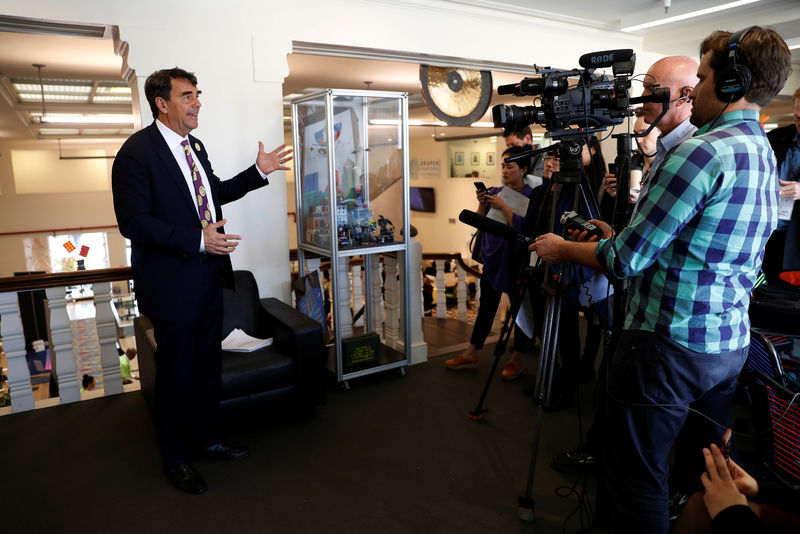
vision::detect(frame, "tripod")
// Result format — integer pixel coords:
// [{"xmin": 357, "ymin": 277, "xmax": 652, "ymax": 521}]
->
[{"xmin": 469, "ymin": 139, "xmax": 598, "ymax": 429}]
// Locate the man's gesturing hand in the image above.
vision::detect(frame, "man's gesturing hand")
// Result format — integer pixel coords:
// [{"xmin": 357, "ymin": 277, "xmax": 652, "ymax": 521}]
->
[
  {"xmin": 256, "ymin": 143, "xmax": 293, "ymax": 175},
  {"xmin": 203, "ymin": 219, "xmax": 241, "ymax": 255}
]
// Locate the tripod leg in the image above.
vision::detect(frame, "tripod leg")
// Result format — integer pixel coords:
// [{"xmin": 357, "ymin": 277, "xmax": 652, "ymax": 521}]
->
[
  {"xmin": 519, "ymin": 290, "xmax": 565, "ymax": 520},
  {"xmin": 469, "ymin": 277, "xmax": 529, "ymax": 421}
]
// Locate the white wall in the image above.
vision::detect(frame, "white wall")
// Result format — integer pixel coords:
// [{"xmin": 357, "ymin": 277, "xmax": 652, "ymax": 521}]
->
[{"xmin": 1, "ymin": 0, "xmax": 650, "ymax": 301}]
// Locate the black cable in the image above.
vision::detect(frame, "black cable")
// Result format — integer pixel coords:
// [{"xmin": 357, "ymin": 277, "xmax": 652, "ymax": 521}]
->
[{"xmin": 605, "ymin": 385, "xmax": 800, "ymax": 438}]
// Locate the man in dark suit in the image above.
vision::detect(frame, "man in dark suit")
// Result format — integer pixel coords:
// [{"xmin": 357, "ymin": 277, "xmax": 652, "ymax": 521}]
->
[
  {"xmin": 764, "ymin": 86, "xmax": 800, "ymax": 281},
  {"xmin": 112, "ymin": 67, "xmax": 291, "ymax": 494}
]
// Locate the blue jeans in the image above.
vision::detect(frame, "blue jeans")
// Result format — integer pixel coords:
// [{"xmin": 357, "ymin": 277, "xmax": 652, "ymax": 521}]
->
[{"xmin": 604, "ymin": 330, "xmax": 747, "ymax": 533}]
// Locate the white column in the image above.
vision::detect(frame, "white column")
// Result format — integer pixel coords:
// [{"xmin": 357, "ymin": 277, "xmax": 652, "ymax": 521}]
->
[
  {"xmin": 407, "ymin": 237, "xmax": 428, "ymax": 364},
  {"xmin": 383, "ymin": 255, "xmax": 400, "ymax": 347},
  {"xmin": 335, "ymin": 259, "xmax": 353, "ymax": 338},
  {"xmin": 456, "ymin": 263, "xmax": 468, "ymax": 321},
  {"xmin": 0, "ymin": 291, "xmax": 35, "ymax": 412},
  {"xmin": 435, "ymin": 259, "xmax": 447, "ymax": 319},
  {"xmin": 93, "ymin": 282, "xmax": 123, "ymax": 395},
  {"xmin": 45, "ymin": 286, "xmax": 80, "ymax": 404},
  {"xmin": 352, "ymin": 264, "xmax": 363, "ymax": 327}
]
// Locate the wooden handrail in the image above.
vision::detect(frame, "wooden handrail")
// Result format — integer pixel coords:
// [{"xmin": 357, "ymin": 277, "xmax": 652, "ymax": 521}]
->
[
  {"xmin": 0, "ymin": 267, "xmax": 133, "ymax": 293},
  {"xmin": 423, "ymin": 252, "xmax": 482, "ymax": 278}
]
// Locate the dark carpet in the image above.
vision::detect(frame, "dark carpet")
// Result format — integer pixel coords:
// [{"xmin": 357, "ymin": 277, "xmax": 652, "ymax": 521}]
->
[{"xmin": 1, "ymin": 347, "xmax": 604, "ymax": 534}]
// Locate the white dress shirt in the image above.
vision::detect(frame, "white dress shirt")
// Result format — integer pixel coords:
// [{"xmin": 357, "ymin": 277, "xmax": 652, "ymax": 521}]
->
[{"xmin": 155, "ymin": 120, "xmax": 218, "ymax": 251}]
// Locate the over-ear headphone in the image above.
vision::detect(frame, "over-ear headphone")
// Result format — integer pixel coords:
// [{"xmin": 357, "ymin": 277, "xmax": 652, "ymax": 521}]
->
[{"xmin": 715, "ymin": 26, "xmax": 754, "ymax": 102}]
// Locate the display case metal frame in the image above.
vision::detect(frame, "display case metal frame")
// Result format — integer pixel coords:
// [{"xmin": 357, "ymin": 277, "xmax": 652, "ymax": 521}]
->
[{"xmin": 291, "ymin": 89, "xmax": 411, "ymax": 385}]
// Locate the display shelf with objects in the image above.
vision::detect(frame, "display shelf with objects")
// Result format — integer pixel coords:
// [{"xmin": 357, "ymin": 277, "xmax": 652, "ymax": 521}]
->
[{"xmin": 291, "ymin": 89, "xmax": 412, "ymax": 386}]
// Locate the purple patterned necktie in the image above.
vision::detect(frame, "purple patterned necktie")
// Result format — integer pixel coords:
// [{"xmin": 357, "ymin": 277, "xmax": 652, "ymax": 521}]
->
[{"xmin": 181, "ymin": 140, "xmax": 211, "ymax": 228}]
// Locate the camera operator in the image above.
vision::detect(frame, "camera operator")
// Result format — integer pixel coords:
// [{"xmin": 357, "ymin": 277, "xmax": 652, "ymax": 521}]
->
[{"xmin": 530, "ymin": 27, "xmax": 792, "ymax": 533}]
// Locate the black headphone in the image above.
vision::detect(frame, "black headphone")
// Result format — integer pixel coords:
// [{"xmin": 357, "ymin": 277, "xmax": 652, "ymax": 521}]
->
[{"xmin": 715, "ymin": 26, "xmax": 754, "ymax": 102}]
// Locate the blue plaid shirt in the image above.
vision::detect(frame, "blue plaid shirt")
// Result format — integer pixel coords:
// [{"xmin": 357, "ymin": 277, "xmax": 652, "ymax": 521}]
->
[{"xmin": 596, "ymin": 110, "xmax": 778, "ymax": 353}]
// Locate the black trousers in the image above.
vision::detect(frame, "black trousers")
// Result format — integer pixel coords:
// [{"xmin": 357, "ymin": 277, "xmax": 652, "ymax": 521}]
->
[
  {"xmin": 151, "ymin": 286, "xmax": 223, "ymax": 467},
  {"xmin": 470, "ymin": 275, "xmax": 530, "ymax": 352}
]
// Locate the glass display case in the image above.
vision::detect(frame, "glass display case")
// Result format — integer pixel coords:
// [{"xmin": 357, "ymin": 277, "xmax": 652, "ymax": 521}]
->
[{"xmin": 292, "ymin": 89, "xmax": 411, "ymax": 385}]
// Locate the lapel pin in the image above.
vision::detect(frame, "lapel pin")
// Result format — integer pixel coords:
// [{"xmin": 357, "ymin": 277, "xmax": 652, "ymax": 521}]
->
[{"xmin": 194, "ymin": 142, "xmax": 201, "ymax": 152}]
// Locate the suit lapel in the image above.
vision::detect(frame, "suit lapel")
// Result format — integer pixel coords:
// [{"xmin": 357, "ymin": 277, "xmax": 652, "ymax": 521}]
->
[{"xmin": 145, "ymin": 123, "xmax": 202, "ymax": 219}]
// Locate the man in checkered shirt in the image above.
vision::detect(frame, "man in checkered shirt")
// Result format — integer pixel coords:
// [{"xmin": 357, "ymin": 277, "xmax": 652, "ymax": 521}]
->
[{"xmin": 531, "ymin": 27, "xmax": 792, "ymax": 533}]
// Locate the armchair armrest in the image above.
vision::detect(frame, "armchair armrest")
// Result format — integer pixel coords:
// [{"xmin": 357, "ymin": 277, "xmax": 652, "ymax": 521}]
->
[{"xmin": 260, "ymin": 297, "xmax": 326, "ymax": 404}]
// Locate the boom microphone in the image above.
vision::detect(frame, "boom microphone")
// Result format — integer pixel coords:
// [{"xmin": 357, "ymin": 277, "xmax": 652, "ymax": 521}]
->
[
  {"xmin": 578, "ymin": 49, "xmax": 635, "ymax": 69},
  {"xmin": 458, "ymin": 209, "xmax": 534, "ymax": 246}
]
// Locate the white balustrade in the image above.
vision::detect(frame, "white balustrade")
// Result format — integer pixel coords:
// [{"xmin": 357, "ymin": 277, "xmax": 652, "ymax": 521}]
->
[
  {"xmin": 383, "ymin": 255, "xmax": 400, "ymax": 347},
  {"xmin": 335, "ymin": 260, "xmax": 353, "ymax": 338},
  {"xmin": 352, "ymin": 264, "xmax": 363, "ymax": 327},
  {"xmin": 368, "ymin": 256, "xmax": 384, "ymax": 338},
  {"xmin": 456, "ymin": 263, "xmax": 468, "ymax": 321},
  {"xmin": 435, "ymin": 259, "xmax": 447, "ymax": 319},
  {"xmin": 93, "ymin": 282, "xmax": 123, "ymax": 395},
  {"xmin": 0, "ymin": 291, "xmax": 35, "ymax": 412},
  {"xmin": 45, "ymin": 286, "xmax": 81, "ymax": 404}
]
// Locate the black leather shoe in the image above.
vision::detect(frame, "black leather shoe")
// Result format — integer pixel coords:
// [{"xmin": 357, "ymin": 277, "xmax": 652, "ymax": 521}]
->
[
  {"xmin": 200, "ymin": 443, "xmax": 249, "ymax": 461},
  {"xmin": 163, "ymin": 463, "xmax": 207, "ymax": 494}
]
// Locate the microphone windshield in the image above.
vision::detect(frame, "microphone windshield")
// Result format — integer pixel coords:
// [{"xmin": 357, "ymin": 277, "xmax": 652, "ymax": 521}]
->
[
  {"xmin": 578, "ymin": 49, "xmax": 634, "ymax": 69},
  {"xmin": 458, "ymin": 209, "xmax": 533, "ymax": 245}
]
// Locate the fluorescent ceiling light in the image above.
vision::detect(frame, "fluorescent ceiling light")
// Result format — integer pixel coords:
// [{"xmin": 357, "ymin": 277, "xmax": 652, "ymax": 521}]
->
[
  {"xmin": 622, "ymin": 0, "xmax": 760, "ymax": 32},
  {"xmin": 41, "ymin": 114, "xmax": 134, "ymax": 124},
  {"xmin": 370, "ymin": 119, "xmax": 496, "ymax": 128}
]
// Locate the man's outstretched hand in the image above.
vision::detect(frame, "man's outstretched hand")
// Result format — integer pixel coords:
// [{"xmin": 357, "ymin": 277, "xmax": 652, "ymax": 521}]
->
[
  {"xmin": 256, "ymin": 143, "xmax": 293, "ymax": 175},
  {"xmin": 203, "ymin": 219, "xmax": 241, "ymax": 255}
]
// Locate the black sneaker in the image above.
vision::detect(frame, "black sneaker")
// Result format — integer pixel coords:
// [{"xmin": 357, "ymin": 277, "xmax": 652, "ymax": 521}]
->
[{"xmin": 551, "ymin": 447, "xmax": 599, "ymax": 473}]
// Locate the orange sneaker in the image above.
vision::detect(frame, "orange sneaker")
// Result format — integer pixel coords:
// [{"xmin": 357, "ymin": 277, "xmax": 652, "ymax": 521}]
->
[
  {"xmin": 501, "ymin": 357, "xmax": 523, "ymax": 380},
  {"xmin": 445, "ymin": 353, "xmax": 479, "ymax": 370}
]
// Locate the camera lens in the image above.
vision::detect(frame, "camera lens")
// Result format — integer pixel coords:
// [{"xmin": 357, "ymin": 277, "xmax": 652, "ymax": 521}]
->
[{"xmin": 491, "ymin": 104, "xmax": 543, "ymax": 130}]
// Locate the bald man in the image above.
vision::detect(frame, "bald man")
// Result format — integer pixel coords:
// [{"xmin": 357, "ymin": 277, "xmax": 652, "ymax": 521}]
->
[{"xmin": 632, "ymin": 56, "xmax": 699, "ymax": 216}]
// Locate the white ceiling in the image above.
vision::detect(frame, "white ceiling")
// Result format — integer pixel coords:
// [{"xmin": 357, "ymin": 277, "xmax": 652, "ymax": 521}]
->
[{"xmin": 0, "ymin": 0, "xmax": 798, "ymax": 142}]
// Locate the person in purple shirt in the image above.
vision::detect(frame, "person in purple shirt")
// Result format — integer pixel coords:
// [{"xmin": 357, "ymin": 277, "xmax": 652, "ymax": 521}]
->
[{"xmin": 446, "ymin": 145, "xmax": 533, "ymax": 379}]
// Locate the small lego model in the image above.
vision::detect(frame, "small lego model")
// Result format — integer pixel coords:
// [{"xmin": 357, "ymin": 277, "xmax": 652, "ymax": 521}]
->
[
  {"xmin": 376, "ymin": 215, "xmax": 395, "ymax": 243},
  {"xmin": 337, "ymin": 223, "xmax": 351, "ymax": 247}
]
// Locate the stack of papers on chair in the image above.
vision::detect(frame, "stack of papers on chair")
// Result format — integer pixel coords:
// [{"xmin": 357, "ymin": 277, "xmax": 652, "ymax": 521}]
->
[{"xmin": 221, "ymin": 328, "xmax": 273, "ymax": 352}]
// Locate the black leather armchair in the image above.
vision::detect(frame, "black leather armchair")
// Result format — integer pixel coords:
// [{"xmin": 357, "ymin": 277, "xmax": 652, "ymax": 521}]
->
[{"xmin": 134, "ymin": 270, "xmax": 326, "ymax": 419}]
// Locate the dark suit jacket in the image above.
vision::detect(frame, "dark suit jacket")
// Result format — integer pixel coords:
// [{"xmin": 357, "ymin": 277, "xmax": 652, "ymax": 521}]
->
[
  {"xmin": 767, "ymin": 124, "xmax": 800, "ymax": 270},
  {"xmin": 112, "ymin": 122, "xmax": 268, "ymax": 322}
]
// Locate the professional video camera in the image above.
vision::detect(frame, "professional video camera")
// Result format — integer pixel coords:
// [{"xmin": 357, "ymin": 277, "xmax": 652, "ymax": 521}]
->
[{"xmin": 492, "ymin": 49, "xmax": 638, "ymax": 139}]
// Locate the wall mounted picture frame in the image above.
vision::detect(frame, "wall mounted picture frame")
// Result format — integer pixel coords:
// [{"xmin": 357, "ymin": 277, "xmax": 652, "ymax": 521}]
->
[
  {"xmin": 486, "ymin": 152, "xmax": 495, "ymax": 165},
  {"xmin": 471, "ymin": 152, "xmax": 480, "ymax": 166},
  {"xmin": 455, "ymin": 152, "xmax": 464, "ymax": 165}
]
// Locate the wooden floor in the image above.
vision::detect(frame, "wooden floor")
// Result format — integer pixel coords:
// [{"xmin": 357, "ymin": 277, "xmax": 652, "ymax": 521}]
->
[{"xmin": 421, "ymin": 316, "xmax": 500, "ymax": 358}]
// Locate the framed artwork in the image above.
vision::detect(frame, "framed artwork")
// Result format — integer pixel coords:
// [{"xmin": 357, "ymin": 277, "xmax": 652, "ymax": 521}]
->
[
  {"xmin": 486, "ymin": 152, "xmax": 495, "ymax": 165},
  {"xmin": 471, "ymin": 152, "xmax": 480, "ymax": 165},
  {"xmin": 455, "ymin": 152, "xmax": 464, "ymax": 165}
]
